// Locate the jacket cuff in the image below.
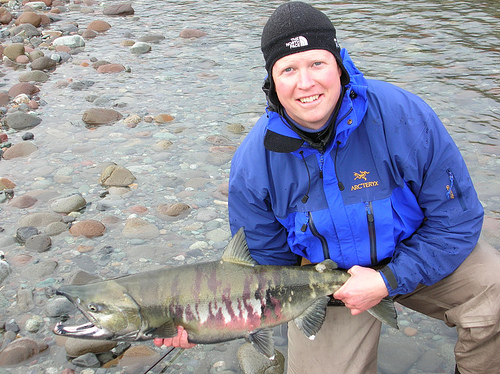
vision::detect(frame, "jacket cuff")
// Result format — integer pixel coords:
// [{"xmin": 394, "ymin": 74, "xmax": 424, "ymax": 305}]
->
[{"xmin": 378, "ymin": 266, "xmax": 398, "ymax": 291}]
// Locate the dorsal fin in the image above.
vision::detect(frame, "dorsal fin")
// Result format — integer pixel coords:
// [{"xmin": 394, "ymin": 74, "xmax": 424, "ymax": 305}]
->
[{"xmin": 221, "ymin": 227, "xmax": 258, "ymax": 266}]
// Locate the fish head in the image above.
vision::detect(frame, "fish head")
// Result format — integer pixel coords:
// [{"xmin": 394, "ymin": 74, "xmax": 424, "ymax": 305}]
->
[{"xmin": 53, "ymin": 281, "xmax": 144, "ymax": 341}]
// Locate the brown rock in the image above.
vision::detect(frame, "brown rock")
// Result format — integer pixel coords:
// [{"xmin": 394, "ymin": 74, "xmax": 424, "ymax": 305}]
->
[
  {"xmin": 69, "ymin": 220, "xmax": 106, "ymax": 238},
  {"xmin": 154, "ymin": 113, "xmax": 174, "ymax": 123},
  {"xmin": 87, "ymin": 20, "xmax": 111, "ymax": 32},
  {"xmin": 3, "ymin": 43, "xmax": 25, "ymax": 61},
  {"xmin": 156, "ymin": 202, "xmax": 191, "ymax": 218},
  {"xmin": 15, "ymin": 11, "xmax": 42, "ymax": 27},
  {"xmin": 99, "ymin": 164, "xmax": 136, "ymax": 187},
  {"xmin": 0, "ymin": 7, "xmax": 13, "ymax": 24},
  {"xmin": 0, "ymin": 93, "xmax": 9, "ymax": 106},
  {"xmin": 8, "ymin": 82, "xmax": 40, "ymax": 98},
  {"xmin": 0, "ymin": 177, "xmax": 16, "ymax": 190},
  {"xmin": 82, "ymin": 108, "xmax": 123, "ymax": 126},
  {"xmin": 103, "ymin": 2, "xmax": 135, "ymax": 16},
  {"xmin": 81, "ymin": 29, "xmax": 97, "ymax": 39},
  {"xmin": 0, "ymin": 338, "xmax": 48, "ymax": 365},
  {"xmin": 2, "ymin": 142, "xmax": 38, "ymax": 159},
  {"xmin": 16, "ymin": 55, "xmax": 29, "ymax": 64},
  {"xmin": 64, "ymin": 338, "xmax": 116, "ymax": 357},
  {"xmin": 97, "ymin": 63, "xmax": 125, "ymax": 73},
  {"xmin": 9, "ymin": 194, "xmax": 37, "ymax": 208},
  {"xmin": 179, "ymin": 28, "xmax": 207, "ymax": 38},
  {"xmin": 403, "ymin": 327, "xmax": 419, "ymax": 337},
  {"xmin": 39, "ymin": 14, "xmax": 51, "ymax": 26},
  {"xmin": 30, "ymin": 56, "xmax": 57, "ymax": 71}
]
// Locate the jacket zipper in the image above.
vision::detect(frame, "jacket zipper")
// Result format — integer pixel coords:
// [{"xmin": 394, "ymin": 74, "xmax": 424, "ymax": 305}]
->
[
  {"xmin": 446, "ymin": 169, "xmax": 467, "ymax": 211},
  {"xmin": 365, "ymin": 201, "xmax": 377, "ymax": 265},
  {"xmin": 308, "ymin": 212, "xmax": 330, "ymax": 260}
]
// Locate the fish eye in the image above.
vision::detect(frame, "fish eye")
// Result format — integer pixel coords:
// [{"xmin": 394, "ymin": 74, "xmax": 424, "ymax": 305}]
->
[{"xmin": 88, "ymin": 303, "xmax": 100, "ymax": 312}]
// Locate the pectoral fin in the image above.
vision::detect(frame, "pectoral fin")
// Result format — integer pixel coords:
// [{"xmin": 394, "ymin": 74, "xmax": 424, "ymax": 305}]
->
[
  {"xmin": 293, "ymin": 296, "xmax": 329, "ymax": 340},
  {"xmin": 367, "ymin": 297, "xmax": 399, "ymax": 329},
  {"xmin": 248, "ymin": 328, "xmax": 275, "ymax": 360},
  {"xmin": 145, "ymin": 318, "xmax": 178, "ymax": 338}
]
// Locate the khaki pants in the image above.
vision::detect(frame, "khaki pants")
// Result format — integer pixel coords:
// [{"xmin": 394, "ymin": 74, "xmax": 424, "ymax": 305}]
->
[{"xmin": 287, "ymin": 240, "xmax": 500, "ymax": 374}]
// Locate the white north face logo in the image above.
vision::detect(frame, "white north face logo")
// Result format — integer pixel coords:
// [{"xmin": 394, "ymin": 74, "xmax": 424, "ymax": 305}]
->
[{"xmin": 285, "ymin": 36, "xmax": 308, "ymax": 49}]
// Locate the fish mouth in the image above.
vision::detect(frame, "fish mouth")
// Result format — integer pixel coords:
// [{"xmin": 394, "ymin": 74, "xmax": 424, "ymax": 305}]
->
[{"xmin": 53, "ymin": 321, "xmax": 114, "ymax": 339}]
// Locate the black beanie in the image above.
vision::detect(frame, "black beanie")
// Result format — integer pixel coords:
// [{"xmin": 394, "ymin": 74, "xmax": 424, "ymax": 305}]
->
[{"xmin": 261, "ymin": 2, "xmax": 350, "ymax": 110}]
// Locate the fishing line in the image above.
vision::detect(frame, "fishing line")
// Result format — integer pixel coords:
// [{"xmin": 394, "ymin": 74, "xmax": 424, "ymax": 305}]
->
[{"xmin": 143, "ymin": 346, "xmax": 177, "ymax": 374}]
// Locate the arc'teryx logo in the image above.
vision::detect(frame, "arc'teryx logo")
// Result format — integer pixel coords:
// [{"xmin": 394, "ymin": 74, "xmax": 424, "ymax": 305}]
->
[
  {"xmin": 354, "ymin": 171, "xmax": 369, "ymax": 181},
  {"xmin": 286, "ymin": 36, "xmax": 308, "ymax": 49},
  {"xmin": 351, "ymin": 170, "xmax": 379, "ymax": 191}
]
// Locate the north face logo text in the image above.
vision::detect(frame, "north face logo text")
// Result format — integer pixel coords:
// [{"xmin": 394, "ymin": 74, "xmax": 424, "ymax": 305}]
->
[{"xmin": 286, "ymin": 36, "xmax": 308, "ymax": 49}]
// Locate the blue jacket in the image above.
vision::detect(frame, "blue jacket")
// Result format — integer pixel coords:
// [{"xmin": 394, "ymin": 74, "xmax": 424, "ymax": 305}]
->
[{"xmin": 228, "ymin": 49, "xmax": 483, "ymax": 296}]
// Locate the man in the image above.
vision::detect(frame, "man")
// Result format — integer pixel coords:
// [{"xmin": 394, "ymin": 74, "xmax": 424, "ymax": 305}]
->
[{"xmin": 156, "ymin": 2, "xmax": 500, "ymax": 373}]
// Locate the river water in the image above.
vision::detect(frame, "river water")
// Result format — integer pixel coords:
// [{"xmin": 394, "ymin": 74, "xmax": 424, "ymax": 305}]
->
[{"xmin": 0, "ymin": 0, "xmax": 498, "ymax": 373}]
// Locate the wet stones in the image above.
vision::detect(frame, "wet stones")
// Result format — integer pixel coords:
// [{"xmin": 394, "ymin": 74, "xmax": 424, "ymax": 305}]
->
[
  {"xmin": 122, "ymin": 217, "xmax": 159, "ymax": 239},
  {"xmin": 87, "ymin": 20, "xmax": 111, "ymax": 32},
  {"xmin": 82, "ymin": 108, "xmax": 123, "ymax": 126},
  {"xmin": 50, "ymin": 193, "xmax": 87, "ymax": 214},
  {"xmin": 0, "ymin": 338, "xmax": 48, "ymax": 366},
  {"xmin": 69, "ymin": 220, "xmax": 106, "ymax": 238},
  {"xmin": 179, "ymin": 28, "xmax": 208, "ymax": 38},
  {"xmin": 98, "ymin": 163, "xmax": 136, "ymax": 187},
  {"xmin": 103, "ymin": 2, "xmax": 135, "ymax": 16}
]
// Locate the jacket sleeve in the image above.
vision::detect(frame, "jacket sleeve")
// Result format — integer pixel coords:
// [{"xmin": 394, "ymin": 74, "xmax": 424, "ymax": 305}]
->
[
  {"xmin": 228, "ymin": 136, "xmax": 299, "ymax": 266},
  {"xmin": 380, "ymin": 93, "xmax": 484, "ymax": 296}
]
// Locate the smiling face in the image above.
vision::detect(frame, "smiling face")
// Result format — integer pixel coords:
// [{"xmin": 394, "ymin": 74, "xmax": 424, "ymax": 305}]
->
[{"xmin": 272, "ymin": 49, "xmax": 343, "ymax": 130}]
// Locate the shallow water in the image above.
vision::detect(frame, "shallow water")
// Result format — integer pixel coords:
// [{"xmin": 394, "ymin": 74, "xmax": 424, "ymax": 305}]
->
[{"xmin": 0, "ymin": 0, "xmax": 498, "ymax": 373}]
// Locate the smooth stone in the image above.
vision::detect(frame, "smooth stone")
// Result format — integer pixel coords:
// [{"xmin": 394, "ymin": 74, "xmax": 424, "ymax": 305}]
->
[
  {"xmin": 16, "ymin": 226, "xmax": 39, "ymax": 243},
  {"xmin": 0, "ymin": 177, "xmax": 16, "ymax": 189},
  {"xmin": 50, "ymin": 193, "xmax": 87, "ymax": 213},
  {"xmin": 25, "ymin": 315, "xmax": 43, "ymax": 332},
  {"xmin": 25, "ymin": 234, "xmax": 52, "ymax": 252},
  {"xmin": 52, "ymin": 35, "xmax": 85, "ymax": 48},
  {"xmin": 19, "ymin": 70, "xmax": 49, "ymax": 83},
  {"xmin": 5, "ymin": 112, "xmax": 42, "ymax": 131},
  {"xmin": 103, "ymin": 3, "xmax": 135, "ymax": 16},
  {"xmin": 137, "ymin": 34, "xmax": 165, "ymax": 43},
  {"xmin": 122, "ymin": 217, "xmax": 159, "ymax": 239},
  {"xmin": 20, "ymin": 260, "xmax": 58, "ymax": 280},
  {"xmin": 65, "ymin": 338, "xmax": 117, "ymax": 357},
  {"xmin": 18, "ymin": 212, "xmax": 62, "ymax": 228},
  {"xmin": 44, "ymin": 297, "xmax": 76, "ymax": 318},
  {"xmin": 8, "ymin": 82, "xmax": 40, "ymax": 97},
  {"xmin": 96, "ymin": 63, "xmax": 125, "ymax": 73},
  {"xmin": 3, "ymin": 43, "xmax": 25, "ymax": 60},
  {"xmin": 9, "ymin": 194, "xmax": 38, "ymax": 208},
  {"xmin": 69, "ymin": 220, "xmax": 106, "ymax": 238},
  {"xmin": 15, "ymin": 11, "xmax": 42, "ymax": 27},
  {"xmin": 156, "ymin": 203, "xmax": 191, "ymax": 218},
  {"xmin": 44, "ymin": 221, "xmax": 68, "ymax": 236},
  {"xmin": 99, "ymin": 164, "xmax": 136, "ymax": 187},
  {"xmin": 0, "ymin": 338, "xmax": 48, "ymax": 365},
  {"xmin": 87, "ymin": 20, "xmax": 111, "ymax": 32},
  {"xmin": 179, "ymin": 28, "xmax": 207, "ymax": 38},
  {"xmin": 30, "ymin": 56, "xmax": 57, "ymax": 71},
  {"xmin": 2, "ymin": 141, "xmax": 38, "ymax": 159},
  {"xmin": 130, "ymin": 42, "xmax": 151, "ymax": 54},
  {"xmin": 82, "ymin": 108, "xmax": 123, "ymax": 126},
  {"xmin": 71, "ymin": 352, "xmax": 100, "ymax": 368}
]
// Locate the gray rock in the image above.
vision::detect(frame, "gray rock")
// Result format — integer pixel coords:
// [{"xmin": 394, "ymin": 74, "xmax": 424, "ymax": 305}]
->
[
  {"xmin": 44, "ymin": 221, "xmax": 68, "ymax": 236},
  {"xmin": 98, "ymin": 164, "xmax": 136, "ymax": 187},
  {"xmin": 71, "ymin": 352, "xmax": 101, "ymax": 368},
  {"xmin": 5, "ymin": 111, "xmax": 42, "ymax": 130},
  {"xmin": 25, "ymin": 234, "xmax": 52, "ymax": 252},
  {"xmin": 18, "ymin": 212, "xmax": 62, "ymax": 228},
  {"xmin": 16, "ymin": 226, "xmax": 39, "ymax": 243},
  {"xmin": 103, "ymin": 3, "xmax": 135, "ymax": 16},
  {"xmin": 30, "ymin": 56, "xmax": 57, "ymax": 71},
  {"xmin": 45, "ymin": 297, "xmax": 76, "ymax": 318},
  {"xmin": 18, "ymin": 70, "xmax": 50, "ymax": 83},
  {"xmin": 16, "ymin": 288, "xmax": 35, "ymax": 312},
  {"xmin": 25, "ymin": 315, "xmax": 43, "ymax": 333},
  {"xmin": 377, "ymin": 335, "xmax": 422, "ymax": 374},
  {"xmin": 21, "ymin": 260, "xmax": 58, "ymax": 281},
  {"xmin": 50, "ymin": 193, "xmax": 87, "ymax": 214}
]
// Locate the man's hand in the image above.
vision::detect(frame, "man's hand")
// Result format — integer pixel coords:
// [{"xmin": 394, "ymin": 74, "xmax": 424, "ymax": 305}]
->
[
  {"xmin": 333, "ymin": 265, "xmax": 389, "ymax": 315},
  {"xmin": 153, "ymin": 326, "xmax": 196, "ymax": 349}
]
